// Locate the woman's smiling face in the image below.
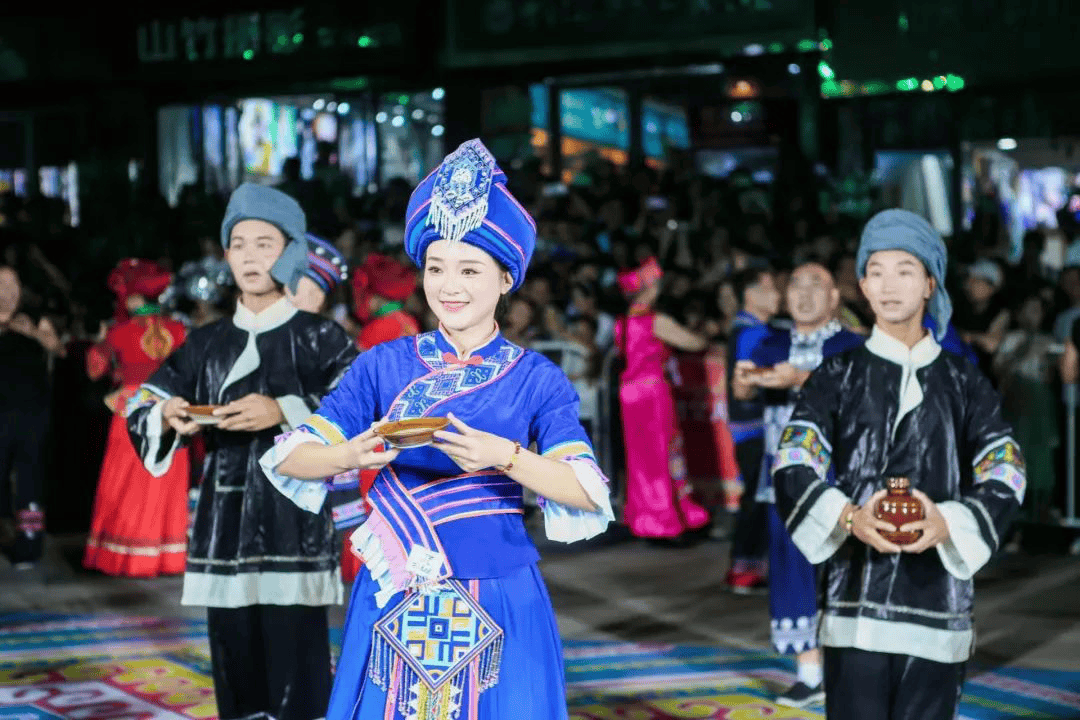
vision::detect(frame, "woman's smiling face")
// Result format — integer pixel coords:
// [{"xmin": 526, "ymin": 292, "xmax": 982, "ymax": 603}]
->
[{"xmin": 423, "ymin": 239, "xmax": 512, "ymax": 334}]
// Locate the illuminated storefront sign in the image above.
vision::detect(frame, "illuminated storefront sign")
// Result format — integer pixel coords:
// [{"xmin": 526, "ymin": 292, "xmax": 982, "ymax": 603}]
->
[
  {"xmin": 136, "ymin": 7, "xmax": 403, "ymax": 64},
  {"xmin": 446, "ymin": 0, "xmax": 815, "ymax": 67}
]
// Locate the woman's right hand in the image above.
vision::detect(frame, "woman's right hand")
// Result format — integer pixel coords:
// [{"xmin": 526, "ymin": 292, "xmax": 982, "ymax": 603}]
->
[
  {"xmin": 162, "ymin": 396, "xmax": 201, "ymax": 436},
  {"xmin": 343, "ymin": 425, "xmax": 400, "ymax": 470}
]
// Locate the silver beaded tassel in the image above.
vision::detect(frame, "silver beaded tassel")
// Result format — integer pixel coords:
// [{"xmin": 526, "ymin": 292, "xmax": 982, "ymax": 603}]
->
[
  {"xmin": 426, "ymin": 197, "xmax": 488, "ymax": 247},
  {"xmin": 425, "ymin": 139, "xmax": 496, "ymax": 246}
]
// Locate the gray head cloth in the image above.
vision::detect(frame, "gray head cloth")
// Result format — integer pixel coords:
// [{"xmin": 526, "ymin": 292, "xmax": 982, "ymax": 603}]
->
[
  {"xmin": 220, "ymin": 183, "xmax": 309, "ymax": 293},
  {"xmin": 856, "ymin": 208, "xmax": 952, "ymax": 341}
]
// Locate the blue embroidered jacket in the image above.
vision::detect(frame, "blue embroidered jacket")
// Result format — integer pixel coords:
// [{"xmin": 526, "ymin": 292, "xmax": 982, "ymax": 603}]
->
[{"xmin": 264, "ymin": 329, "xmax": 613, "ymax": 606}]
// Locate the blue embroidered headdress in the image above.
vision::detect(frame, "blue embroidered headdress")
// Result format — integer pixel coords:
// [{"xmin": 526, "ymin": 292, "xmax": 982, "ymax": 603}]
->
[{"xmin": 404, "ymin": 139, "xmax": 536, "ymax": 291}]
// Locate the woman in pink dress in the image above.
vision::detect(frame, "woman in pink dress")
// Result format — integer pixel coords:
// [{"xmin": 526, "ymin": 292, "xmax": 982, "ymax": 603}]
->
[{"xmin": 615, "ymin": 257, "xmax": 712, "ymax": 542}]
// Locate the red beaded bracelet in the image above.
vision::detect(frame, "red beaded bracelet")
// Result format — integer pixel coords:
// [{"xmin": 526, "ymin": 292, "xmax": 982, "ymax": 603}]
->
[{"xmin": 501, "ymin": 441, "xmax": 522, "ymax": 472}]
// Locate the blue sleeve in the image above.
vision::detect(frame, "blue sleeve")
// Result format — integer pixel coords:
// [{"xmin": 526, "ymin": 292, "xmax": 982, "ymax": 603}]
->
[
  {"xmin": 529, "ymin": 365, "xmax": 596, "ymax": 462},
  {"xmin": 301, "ymin": 347, "xmax": 380, "ymax": 445},
  {"xmin": 735, "ymin": 325, "xmax": 770, "ymax": 362}
]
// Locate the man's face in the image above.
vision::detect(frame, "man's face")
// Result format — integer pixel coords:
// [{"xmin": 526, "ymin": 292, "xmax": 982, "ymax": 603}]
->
[
  {"xmin": 225, "ymin": 219, "xmax": 287, "ymax": 297},
  {"xmin": 858, "ymin": 250, "xmax": 933, "ymax": 327},
  {"xmin": 787, "ymin": 263, "xmax": 839, "ymax": 327}
]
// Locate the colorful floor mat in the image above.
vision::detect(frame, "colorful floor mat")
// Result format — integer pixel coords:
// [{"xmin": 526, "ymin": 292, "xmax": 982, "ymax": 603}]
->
[
  {"xmin": 563, "ymin": 641, "xmax": 1080, "ymax": 719},
  {"xmin": 1, "ymin": 614, "xmax": 1078, "ymax": 719}
]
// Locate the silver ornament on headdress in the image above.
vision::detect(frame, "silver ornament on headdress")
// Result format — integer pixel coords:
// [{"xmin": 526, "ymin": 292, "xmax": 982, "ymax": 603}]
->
[{"xmin": 426, "ymin": 139, "xmax": 496, "ymax": 245}]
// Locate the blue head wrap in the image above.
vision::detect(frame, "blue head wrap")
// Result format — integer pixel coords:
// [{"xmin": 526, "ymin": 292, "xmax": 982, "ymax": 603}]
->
[
  {"xmin": 856, "ymin": 208, "xmax": 951, "ymax": 341},
  {"xmin": 404, "ymin": 139, "xmax": 536, "ymax": 291},
  {"xmin": 303, "ymin": 233, "xmax": 348, "ymax": 294},
  {"xmin": 221, "ymin": 183, "xmax": 309, "ymax": 293}
]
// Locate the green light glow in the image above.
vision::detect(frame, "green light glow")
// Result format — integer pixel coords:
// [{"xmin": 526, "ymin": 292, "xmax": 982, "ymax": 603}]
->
[
  {"xmin": 820, "ymin": 79, "xmax": 842, "ymax": 98},
  {"xmin": 796, "ymin": 39, "xmax": 818, "ymax": 52},
  {"xmin": 820, "ymin": 38, "xmax": 833, "ymax": 51},
  {"xmin": 398, "ymin": 94, "xmax": 410, "ymax": 105},
  {"xmin": 292, "ymin": 33, "xmax": 303, "ymax": 44},
  {"xmin": 242, "ymin": 49, "xmax": 254, "ymax": 60},
  {"xmin": 358, "ymin": 35, "xmax": 373, "ymax": 47},
  {"xmin": 932, "ymin": 76, "xmax": 946, "ymax": 89},
  {"xmin": 768, "ymin": 42, "xmax": 785, "ymax": 53},
  {"xmin": 896, "ymin": 77, "xmax": 918, "ymax": 91},
  {"xmin": 818, "ymin": 61, "xmax": 835, "ymax": 80},
  {"xmin": 331, "ymin": 77, "xmax": 369, "ymax": 90},
  {"xmin": 862, "ymin": 81, "xmax": 891, "ymax": 95},
  {"xmin": 899, "ymin": 13, "xmax": 909, "ymax": 31},
  {"xmin": 945, "ymin": 74, "xmax": 965, "ymax": 90}
]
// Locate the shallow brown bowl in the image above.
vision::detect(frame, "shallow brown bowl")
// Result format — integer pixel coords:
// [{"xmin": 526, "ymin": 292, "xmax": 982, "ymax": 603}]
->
[
  {"xmin": 375, "ymin": 418, "xmax": 451, "ymax": 448},
  {"xmin": 186, "ymin": 405, "xmax": 225, "ymax": 425}
]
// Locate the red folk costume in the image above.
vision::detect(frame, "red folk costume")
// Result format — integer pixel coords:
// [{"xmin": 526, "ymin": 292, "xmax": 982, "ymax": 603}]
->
[
  {"xmin": 83, "ymin": 259, "xmax": 191, "ymax": 577},
  {"xmin": 339, "ymin": 253, "xmax": 419, "ymax": 582},
  {"xmin": 352, "ymin": 253, "xmax": 420, "ymax": 351}
]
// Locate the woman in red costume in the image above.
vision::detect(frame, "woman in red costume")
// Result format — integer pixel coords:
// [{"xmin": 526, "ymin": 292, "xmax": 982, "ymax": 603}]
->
[
  {"xmin": 83, "ymin": 259, "xmax": 190, "ymax": 577},
  {"xmin": 352, "ymin": 252, "xmax": 420, "ymax": 351},
  {"xmin": 615, "ymin": 257, "xmax": 712, "ymax": 544}
]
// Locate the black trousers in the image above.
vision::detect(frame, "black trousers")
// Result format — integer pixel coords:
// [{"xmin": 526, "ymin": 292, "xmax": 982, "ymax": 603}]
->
[
  {"xmin": 730, "ymin": 438, "xmax": 768, "ymax": 564},
  {"xmin": 0, "ymin": 407, "xmax": 49, "ymax": 564},
  {"xmin": 207, "ymin": 604, "xmax": 332, "ymax": 720},
  {"xmin": 824, "ymin": 647, "xmax": 965, "ymax": 720}
]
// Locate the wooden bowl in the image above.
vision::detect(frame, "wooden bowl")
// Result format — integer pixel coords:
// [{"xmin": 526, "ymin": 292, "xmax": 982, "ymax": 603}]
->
[
  {"xmin": 186, "ymin": 405, "xmax": 224, "ymax": 425},
  {"xmin": 375, "ymin": 418, "xmax": 450, "ymax": 448}
]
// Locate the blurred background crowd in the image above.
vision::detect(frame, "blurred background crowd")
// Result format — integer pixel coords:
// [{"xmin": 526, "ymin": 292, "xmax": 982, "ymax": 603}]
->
[{"xmin": 4, "ymin": 146, "xmax": 1079, "ymax": 545}]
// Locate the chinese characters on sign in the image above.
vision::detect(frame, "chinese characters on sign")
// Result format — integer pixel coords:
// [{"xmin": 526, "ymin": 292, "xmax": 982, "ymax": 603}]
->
[{"xmin": 137, "ymin": 8, "xmax": 402, "ymax": 63}]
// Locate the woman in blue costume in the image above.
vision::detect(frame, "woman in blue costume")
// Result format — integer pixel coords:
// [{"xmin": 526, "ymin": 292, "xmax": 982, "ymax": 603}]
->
[{"xmin": 260, "ymin": 139, "xmax": 614, "ymax": 720}]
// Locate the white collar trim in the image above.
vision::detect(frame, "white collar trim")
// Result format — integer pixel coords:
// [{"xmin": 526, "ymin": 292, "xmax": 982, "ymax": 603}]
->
[
  {"xmin": 866, "ymin": 325, "xmax": 940, "ymax": 369},
  {"xmin": 233, "ymin": 296, "xmax": 298, "ymax": 335},
  {"xmin": 866, "ymin": 325, "xmax": 942, "ymax": 439}
]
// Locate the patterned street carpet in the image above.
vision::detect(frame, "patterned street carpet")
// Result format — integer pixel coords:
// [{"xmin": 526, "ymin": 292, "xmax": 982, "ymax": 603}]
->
[{"xmin": 1, "ymin": 614, "xmax": 1078, "ymax": 719}]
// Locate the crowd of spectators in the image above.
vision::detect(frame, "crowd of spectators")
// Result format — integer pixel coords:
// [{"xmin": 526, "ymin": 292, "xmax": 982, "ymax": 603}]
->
[{"xmin": 3, "ymin": 148, "xmax": 1080, "ymax": 538}]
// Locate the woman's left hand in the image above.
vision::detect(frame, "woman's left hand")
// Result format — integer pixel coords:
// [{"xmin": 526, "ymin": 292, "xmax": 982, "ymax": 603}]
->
[{"xmin": 433, "ymin": 412, "xmax": 516, "ymax": 473}]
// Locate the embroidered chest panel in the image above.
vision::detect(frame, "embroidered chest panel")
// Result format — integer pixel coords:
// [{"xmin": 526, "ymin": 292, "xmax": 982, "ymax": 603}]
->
[{"xmin": 386, "ymin": 333, "xmax": 524, "ymax": 421}]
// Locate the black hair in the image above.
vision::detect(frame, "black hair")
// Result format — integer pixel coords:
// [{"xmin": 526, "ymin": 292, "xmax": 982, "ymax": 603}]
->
[{"xmin": 730, "ymin": 266, "xmax": 772, "ymax": 307}]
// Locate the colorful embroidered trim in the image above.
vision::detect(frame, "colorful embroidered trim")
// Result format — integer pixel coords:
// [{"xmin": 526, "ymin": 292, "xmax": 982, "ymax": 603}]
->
[
  {"xmin": 331, "ymin": 498, "xmax": 368, "ymax": 530},
  {"xmin": 369, "ymin": 579, "xmax": 503, "ymax": 720},
  {"xmin": 301, "ymin": 415, "xmax": 348, "ymax": 446},
  {"xmin": 16, "ymin": 506, "xmax": 44, "ymax": 536},
  {"xmin": 123, "ymin": 385, "xmax": 167, "ymax": 418},
  {"xmin": 386, "ymin": 333, "xmax": 524, "ymax": 420},
  {"xmin": 542, "ymin": 440, "xmax": 595, "ymax": 461},
  {"xmin": 774, "ymin": 422, "xmax": 831, "ymax": 480},
  {"xmin": 973, "ymin": 437, "xmax": 1026, "ymax": 503}
]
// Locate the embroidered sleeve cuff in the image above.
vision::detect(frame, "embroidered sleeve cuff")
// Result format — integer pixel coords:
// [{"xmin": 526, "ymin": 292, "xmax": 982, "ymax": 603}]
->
[
  {"xmin": 789, "ymin": 485, "xmax": 850, "ymax": 564},
  {"xmin": 259, "ymin": 430, "xmax": 330, "ymax": 513},
  {"xmin": 936, "ymin": 500, "xmax": 993, "ymax": 580},
  {"xmin": 542, "ymin": 457, "xmax": 615, "ymax": 543},
  {"xmin": 276, "ymin": 394, "xmax": 315, "ymax": 431},
  {"xmin": 144, "ymin": 400, "xmax": 183, "ymax": 478}
]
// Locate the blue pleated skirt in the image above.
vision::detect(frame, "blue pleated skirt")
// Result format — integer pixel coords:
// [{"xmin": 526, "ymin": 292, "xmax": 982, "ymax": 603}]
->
[{"xmin": 328, "ymin": 562, "xmax": 569, "ymax": 720}]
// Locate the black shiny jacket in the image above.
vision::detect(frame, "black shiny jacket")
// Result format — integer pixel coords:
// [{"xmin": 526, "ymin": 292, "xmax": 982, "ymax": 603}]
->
[
  {"xmin": 128, "ymin": 311, "xmax": 357, "ymax": 579},
  {"xmin": 774, "ymin": 340, "xmax": 1023, "ymax": 659}
]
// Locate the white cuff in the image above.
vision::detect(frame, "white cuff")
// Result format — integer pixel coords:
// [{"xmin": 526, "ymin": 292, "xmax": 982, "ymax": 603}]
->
[
  {"xmin": 936, "ymin": 500, "xmax": 993, "ymax": 580},
  {"xmin": 276, "ymin": 394, "xmax": 314, "ymax": 431},
  {"xmin": 259, "ymin": 432, "xmax": 328, "ymax": 513},
  {"xmin": 542, "ymin": 458, "xmax": 615, "ymax": 543},
  {"xmin": 789, "ymin": 485, "xmax": 850, "ymax": 564},
  {"xmin": 144, "ymin": 400, "xmax": 182, "ymax": 478}
]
